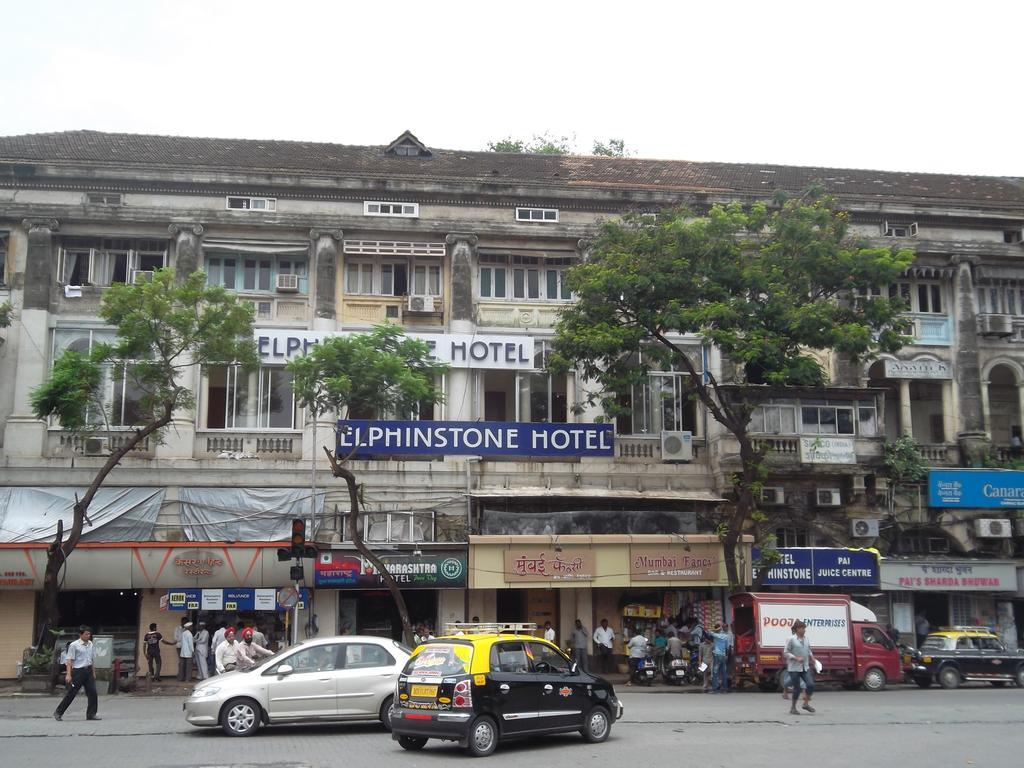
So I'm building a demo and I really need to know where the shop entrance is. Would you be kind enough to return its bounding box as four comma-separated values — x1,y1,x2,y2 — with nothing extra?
46,589,141,667
347,589,438,641
496,588,557,628
914,592,949,641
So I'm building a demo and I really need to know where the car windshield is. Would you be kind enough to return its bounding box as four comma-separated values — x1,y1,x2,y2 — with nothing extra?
239,645,296,673
403,642,473,676
920,635,950,651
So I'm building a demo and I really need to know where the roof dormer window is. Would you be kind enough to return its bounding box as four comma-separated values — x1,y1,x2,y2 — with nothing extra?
385,130,432,158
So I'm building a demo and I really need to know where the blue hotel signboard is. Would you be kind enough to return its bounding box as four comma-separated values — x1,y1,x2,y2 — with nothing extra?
759,548,879,587
337,420,614,458
928,469,1024,509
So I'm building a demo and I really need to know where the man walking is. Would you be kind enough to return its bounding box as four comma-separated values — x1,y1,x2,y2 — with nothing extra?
54,625,100,721
570,619,589,671
178,621,195,681
708,623,730,693
593,618,615,674
142,622,163,681
784,620,816,715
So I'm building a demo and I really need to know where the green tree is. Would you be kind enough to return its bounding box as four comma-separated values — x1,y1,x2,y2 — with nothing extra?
0,301,12,328
591,138,628,157
30,269,256,644
487,132,575,155
286,325,448,644
552,193,915,588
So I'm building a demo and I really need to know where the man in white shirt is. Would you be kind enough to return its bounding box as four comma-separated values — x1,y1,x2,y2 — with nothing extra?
215,629,242,673
178,622,195,681
54,625,100,721
593,618,615,674
543,621,556,644
194,622,211,680
237,627,274,670
210,623,227,675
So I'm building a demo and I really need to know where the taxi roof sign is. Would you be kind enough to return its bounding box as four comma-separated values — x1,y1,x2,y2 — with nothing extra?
444,622,537,636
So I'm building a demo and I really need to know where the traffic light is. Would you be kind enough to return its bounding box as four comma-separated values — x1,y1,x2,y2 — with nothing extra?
290,518,306,558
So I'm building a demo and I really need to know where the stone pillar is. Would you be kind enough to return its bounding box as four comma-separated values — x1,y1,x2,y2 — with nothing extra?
899,379,913,437
3,219,59,457
310,228,342,331
1016,383,1024,438
980,378,992,438
168,223,204,278
446,234,478,422
950,255,989,464
942,380,956,444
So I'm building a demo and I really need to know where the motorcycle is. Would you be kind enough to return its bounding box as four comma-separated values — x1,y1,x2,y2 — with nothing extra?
632,651,658,686
661,650,689,685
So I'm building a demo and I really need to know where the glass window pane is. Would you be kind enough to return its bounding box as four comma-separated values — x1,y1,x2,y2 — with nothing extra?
263,368,295,429
527,269,539,299
513,269,525,298
362,264,373,293
930,285,942,313
837,408,855,434
546,270,558,299
413,266,426,295
802,407,819,432
480,267,492,298
223,258,236,289
494,269,506,298
917,284,929,313
429,266,441,295
243,260,256,291
818,408,837,434
750,408,766,433
382,264,394,295
780,406,796,433
258,260,272,291
858,407,877,436
345,264,359,293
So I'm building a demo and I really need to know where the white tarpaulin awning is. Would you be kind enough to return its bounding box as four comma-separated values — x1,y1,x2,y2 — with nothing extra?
469,488,725,502
180,487,326,542
0,487,163,543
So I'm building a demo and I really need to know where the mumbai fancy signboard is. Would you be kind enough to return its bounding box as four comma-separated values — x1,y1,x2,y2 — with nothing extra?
629,545,721,581
504,549,597,582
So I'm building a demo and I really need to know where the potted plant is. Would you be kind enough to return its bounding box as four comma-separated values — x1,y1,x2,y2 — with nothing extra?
21,630,63,693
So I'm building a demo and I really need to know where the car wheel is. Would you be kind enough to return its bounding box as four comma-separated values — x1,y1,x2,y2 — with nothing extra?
221,698,261,737
398,735,427,751
379,696,394,731
1016,665,1024,688
938,666,961,690
862,667,887,692
581,706,611,743
466,715,498,757
914,677,932,689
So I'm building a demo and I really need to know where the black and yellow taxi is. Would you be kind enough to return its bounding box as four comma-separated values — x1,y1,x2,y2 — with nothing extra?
390,623,622,757
906,626,1024,689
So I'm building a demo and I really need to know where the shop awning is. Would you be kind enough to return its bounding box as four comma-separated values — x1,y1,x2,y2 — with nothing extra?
469,488,725,503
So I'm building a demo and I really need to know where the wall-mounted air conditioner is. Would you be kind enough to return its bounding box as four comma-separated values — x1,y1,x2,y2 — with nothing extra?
851,518,880,537
131,270,154,284
275,273,299,292
760,487,786,506
660,431,693,462
407,295,435,313
816,488,842,507
974,518,1011,538
83,437,109,456
979,314,1013,337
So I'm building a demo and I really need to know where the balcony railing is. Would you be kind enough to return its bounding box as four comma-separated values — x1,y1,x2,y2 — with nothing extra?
904,313,951,345
918,443,960,465
195,431,302,459
475,301,570,329
614,435,704,462
52,431,154,457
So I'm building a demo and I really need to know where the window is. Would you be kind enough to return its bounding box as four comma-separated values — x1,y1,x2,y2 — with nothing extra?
801,401,856,435
226,196,276,211
489,642,529,673
51,328,144,427
478,253,575,301
86,192,122,206
526,641,572,673
775,527,808,548
882,222,918,237
344,258,439,297
206,254,308,295
364,201,419,218
861,627,893,650
750,404,798,434
977,285,1024,316
978,637,1004,652
365,511,434,543
888,282,943,314
1003,230,1022,244
272,644,340,674
613,348,702,435
343,643,394,669
57,237,168,286
204,365,297,429
515,207,559,223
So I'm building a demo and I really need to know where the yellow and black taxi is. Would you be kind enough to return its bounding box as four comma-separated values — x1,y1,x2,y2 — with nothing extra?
390,623,622,757
905,626,1024,689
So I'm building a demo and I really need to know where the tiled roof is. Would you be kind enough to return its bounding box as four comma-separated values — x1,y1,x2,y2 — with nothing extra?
1,130,1022,205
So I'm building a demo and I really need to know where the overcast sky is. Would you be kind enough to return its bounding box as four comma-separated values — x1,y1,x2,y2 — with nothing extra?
1,1,1020,177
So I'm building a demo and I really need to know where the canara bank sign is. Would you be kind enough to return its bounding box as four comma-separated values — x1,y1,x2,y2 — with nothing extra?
928,469,1024,508
256,329,534,370
337,420,614,458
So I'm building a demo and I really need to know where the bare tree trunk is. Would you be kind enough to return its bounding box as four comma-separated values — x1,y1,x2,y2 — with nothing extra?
721,433,764,592
37,406,174,648
324,448,415,646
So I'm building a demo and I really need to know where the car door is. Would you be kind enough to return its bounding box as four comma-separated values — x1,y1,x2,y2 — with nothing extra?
264,643,342,720
977,637,1010,679
953,636,981,677
335,641,398,716
526,641,586,732
858,626,900,679
485,641,538,735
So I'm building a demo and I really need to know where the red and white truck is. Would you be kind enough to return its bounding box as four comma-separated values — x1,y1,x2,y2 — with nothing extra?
730,592,902,692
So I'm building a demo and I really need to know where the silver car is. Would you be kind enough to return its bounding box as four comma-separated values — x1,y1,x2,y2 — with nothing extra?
184,635,410,736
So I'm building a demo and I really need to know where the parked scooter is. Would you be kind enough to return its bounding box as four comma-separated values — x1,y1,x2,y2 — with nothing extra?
661,650,688,685
632,651,658,686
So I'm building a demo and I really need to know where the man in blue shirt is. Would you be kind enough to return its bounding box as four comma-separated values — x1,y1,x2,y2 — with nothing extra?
708,623,731,693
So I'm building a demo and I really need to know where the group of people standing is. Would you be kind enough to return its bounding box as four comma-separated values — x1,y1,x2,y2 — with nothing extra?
142,617,275,682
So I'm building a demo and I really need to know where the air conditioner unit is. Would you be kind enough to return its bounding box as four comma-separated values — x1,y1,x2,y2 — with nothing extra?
131,270,154,284
660,430,693,462
760,487,786,506
83,437,109,456
275,273,299,292
979,314,1013,337
407,295,435,313
851,518,880,538
974,518,1012,538
816,488,842,507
